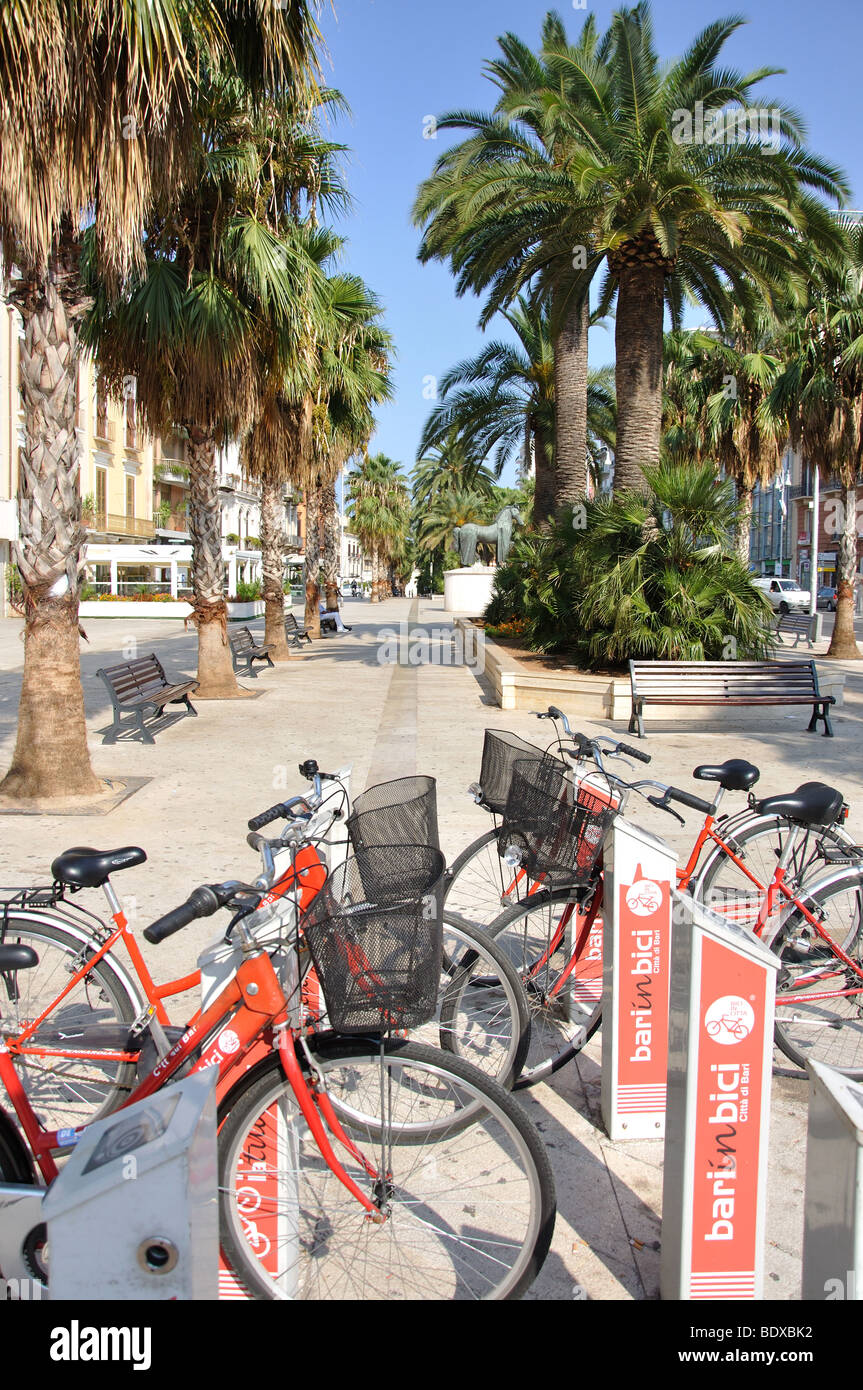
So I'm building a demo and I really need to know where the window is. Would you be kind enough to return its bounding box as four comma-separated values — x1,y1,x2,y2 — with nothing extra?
125,475,135,518
95,469,107,526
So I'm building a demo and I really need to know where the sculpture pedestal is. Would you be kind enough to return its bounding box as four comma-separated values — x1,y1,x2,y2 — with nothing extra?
444,566,496,615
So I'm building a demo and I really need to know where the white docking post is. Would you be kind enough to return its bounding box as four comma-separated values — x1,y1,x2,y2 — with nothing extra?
601,816,678,1141
802,1061,863,1300
43,1069,218,1300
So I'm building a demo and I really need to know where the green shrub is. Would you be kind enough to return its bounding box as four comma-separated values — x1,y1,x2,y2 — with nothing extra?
484,462,775,670
232,580,262,602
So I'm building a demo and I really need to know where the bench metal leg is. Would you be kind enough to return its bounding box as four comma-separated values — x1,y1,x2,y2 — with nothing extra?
181,696,198,718
807,703,834,737
103,713,122,745
136,709,156,745
629,701,645,739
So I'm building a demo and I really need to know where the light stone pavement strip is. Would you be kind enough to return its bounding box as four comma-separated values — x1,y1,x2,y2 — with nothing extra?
1,594,862,1301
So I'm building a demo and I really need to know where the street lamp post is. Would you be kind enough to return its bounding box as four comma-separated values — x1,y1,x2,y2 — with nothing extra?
809,466,820,618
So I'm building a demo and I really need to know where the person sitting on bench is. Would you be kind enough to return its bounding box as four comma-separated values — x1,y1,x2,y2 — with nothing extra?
319,602,352,633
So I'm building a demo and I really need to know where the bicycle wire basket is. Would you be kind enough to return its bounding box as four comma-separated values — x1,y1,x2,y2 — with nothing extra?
347,775,439,855
503,755,619,889
300,844,446,1035
478,729,548,816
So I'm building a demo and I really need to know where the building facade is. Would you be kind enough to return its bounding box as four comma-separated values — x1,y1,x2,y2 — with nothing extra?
0,291,308,612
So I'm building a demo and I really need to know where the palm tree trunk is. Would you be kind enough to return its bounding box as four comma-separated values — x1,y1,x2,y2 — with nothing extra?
321,480,341,611
260,477,290,661
187,430,248,698
614,259,666,491
736,485,754,566
532,419,554,525
553,293,589,508
304,484,322,637
827,483,862,659
0,271,101,801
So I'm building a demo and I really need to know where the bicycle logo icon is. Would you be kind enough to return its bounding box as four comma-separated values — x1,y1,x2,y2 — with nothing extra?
704,995,755,1045
625,879,663,917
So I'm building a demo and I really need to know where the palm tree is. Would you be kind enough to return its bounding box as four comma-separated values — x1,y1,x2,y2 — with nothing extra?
88,74,327,698
239,88,351,661
415,5,847,498
346,455,410,603
769,230,863,660
0,1,319,799
300,276,393,633
419,298,615,522
701,314,786,564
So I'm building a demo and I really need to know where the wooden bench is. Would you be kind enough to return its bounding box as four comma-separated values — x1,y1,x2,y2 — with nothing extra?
97,654,199,745
628,660,836,739
284,613,312,648
229,625,274,675
775,612,822,650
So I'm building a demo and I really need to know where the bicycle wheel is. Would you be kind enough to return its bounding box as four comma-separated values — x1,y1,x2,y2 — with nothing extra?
486,887,603,1088
762,869,863,1076
435,915,530,1089
444,829,543,931
0,914,140,1130
217,1039,556,1301
693,812,855,932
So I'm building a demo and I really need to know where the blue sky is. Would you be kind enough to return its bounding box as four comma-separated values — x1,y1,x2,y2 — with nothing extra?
318,0,863,487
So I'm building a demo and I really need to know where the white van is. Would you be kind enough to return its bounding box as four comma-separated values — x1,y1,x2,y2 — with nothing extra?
752,577,810,614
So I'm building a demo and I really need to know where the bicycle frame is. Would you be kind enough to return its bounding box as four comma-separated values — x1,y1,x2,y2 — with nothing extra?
3,772,351,1100
0,902,384,1224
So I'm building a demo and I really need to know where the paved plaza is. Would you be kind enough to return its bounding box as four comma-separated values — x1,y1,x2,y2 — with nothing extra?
1,595,862,1301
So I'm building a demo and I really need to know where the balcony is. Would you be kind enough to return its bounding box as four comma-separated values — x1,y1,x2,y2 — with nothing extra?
155,459,189,488
154,511,189,535
219,473,242,492
284,532,303,551
87,512,156,539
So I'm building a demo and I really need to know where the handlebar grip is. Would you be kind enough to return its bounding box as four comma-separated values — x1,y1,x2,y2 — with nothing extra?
248,803,288,832
547,706,565,721
143,886,222,944
667,787,714,815
618,743,651,764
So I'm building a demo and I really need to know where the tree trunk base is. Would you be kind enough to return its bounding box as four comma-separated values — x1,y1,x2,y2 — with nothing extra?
264,595,292,662
0,599,102,802
196,617,252,698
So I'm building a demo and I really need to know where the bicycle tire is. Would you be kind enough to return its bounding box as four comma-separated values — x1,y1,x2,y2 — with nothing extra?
0,914,141,1130
762,869,863,1076
435,915,530,1090
217,1038,556,1301
692,812,855,932
443,829,542,933
486,888,603,1088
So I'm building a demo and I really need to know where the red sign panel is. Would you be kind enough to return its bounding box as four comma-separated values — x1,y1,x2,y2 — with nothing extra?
688,934,769,1299
615,865,671,1114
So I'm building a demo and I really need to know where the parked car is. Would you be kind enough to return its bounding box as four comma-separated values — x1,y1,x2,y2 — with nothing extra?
751,577,811,614
817,585,838,611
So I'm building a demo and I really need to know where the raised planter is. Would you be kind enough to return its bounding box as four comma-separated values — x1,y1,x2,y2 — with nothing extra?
226,600,265,621
457,619,846,730
79,600,193,620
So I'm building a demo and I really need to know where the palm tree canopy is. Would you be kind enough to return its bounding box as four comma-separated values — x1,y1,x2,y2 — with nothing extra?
415,4,849,335
0,0,322,285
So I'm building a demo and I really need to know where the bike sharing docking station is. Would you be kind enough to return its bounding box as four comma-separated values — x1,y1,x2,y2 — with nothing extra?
660,892,779,1300
42,1068,218,1300
601,816,677,1141
801,1061,863,1300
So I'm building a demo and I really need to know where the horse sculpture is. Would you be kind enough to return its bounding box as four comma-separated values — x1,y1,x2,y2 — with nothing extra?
452,506,522,568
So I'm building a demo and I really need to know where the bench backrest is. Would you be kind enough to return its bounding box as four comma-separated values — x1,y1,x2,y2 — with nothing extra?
284,613,300,632
98,654,168,703
629,659,821,698
229,626,255,652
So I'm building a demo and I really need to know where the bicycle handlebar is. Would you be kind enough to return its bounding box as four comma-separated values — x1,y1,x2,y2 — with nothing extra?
143,883,243,944
248,795,313,832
